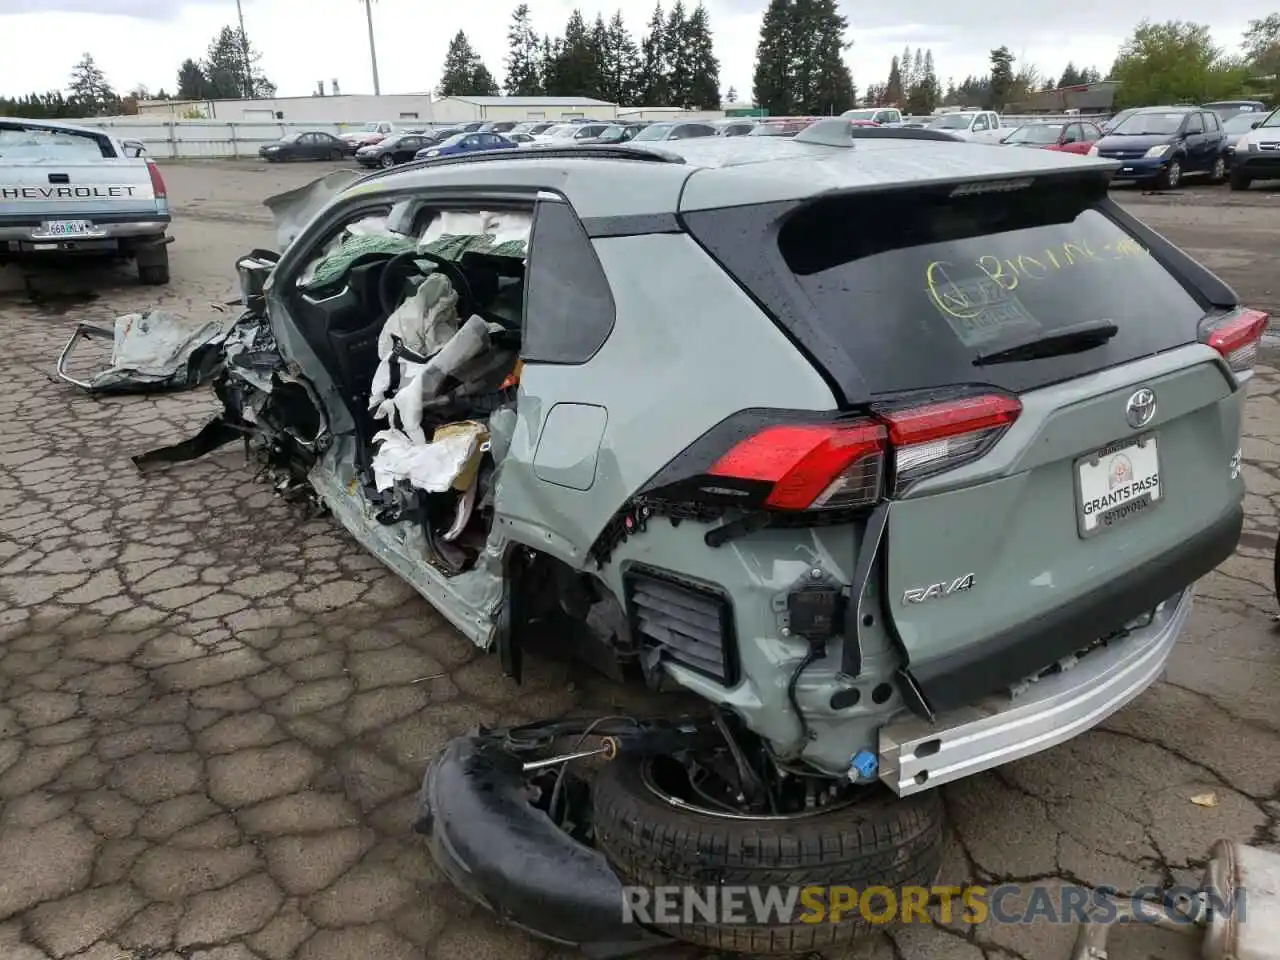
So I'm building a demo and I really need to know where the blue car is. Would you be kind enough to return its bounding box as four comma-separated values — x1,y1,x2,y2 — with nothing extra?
413,131,517,161
1090,105,1228,190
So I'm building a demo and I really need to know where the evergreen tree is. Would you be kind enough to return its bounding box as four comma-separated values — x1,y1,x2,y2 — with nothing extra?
203,26,275,99
884,55,903,104
725,84,738,102
922,49,939,111
904,47,939,114
1057,62,1081,87
752,0,853,115
752,0,794,114
551,10,605,97
176,58,209,100
602,11,641,104
805,0,855,114
664,1,691,108
637,3,669,105
540,34,563,95
900,46,916,91
437,30,501,96
505,4,543,95
682,3,720,108
987,46,1016,108
67,53,116,115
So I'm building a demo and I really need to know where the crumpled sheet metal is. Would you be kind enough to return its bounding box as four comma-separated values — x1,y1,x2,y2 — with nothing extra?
263,169,362,250
56,310,235,393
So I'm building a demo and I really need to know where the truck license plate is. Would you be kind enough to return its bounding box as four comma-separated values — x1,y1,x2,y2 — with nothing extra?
1075,433,1161,537
39,220,92,238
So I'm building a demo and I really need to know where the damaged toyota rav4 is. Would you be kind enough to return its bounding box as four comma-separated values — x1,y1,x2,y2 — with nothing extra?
141,122,1260,955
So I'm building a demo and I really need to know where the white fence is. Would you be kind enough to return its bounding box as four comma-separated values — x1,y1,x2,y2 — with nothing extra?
64,119,402,160
62,113,1110,160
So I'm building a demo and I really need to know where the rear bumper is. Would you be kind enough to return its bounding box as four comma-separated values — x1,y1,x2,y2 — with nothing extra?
413,735,668,956
907,503,1242,712
879,585,1193,796
1,218,170,255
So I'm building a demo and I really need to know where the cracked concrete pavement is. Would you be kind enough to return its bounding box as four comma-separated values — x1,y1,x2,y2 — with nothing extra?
0,160,1276,960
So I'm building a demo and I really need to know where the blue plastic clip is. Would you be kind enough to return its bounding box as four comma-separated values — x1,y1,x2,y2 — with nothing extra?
850,749,879,781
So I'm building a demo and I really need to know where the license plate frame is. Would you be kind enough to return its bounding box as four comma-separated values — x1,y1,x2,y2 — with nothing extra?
36,220,93,239
1074,432,1162,539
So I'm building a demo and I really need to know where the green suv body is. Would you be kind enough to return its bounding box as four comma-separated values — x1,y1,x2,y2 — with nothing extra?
153,122,1258,954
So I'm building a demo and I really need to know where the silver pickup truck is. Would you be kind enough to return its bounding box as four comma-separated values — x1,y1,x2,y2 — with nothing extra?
0,118,172,284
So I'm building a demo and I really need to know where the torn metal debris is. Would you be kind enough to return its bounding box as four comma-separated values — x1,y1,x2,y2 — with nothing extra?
55,309,234,394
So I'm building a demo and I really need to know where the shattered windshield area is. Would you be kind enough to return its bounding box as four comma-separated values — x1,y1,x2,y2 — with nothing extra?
0,125,113,159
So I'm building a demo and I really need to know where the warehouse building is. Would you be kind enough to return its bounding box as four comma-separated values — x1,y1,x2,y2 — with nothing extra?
1005,80,1120,116
136,93,619,124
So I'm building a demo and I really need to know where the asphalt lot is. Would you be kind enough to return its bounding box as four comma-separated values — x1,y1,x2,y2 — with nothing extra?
0,159,1276,960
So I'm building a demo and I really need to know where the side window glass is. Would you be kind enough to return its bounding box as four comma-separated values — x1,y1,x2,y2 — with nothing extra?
522,200,616,364
1185,114,1203,134
972,116,988,131
1205,112,1220,131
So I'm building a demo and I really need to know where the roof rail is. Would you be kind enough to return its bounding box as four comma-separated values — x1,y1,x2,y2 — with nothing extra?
795,119,964,147
359,143,686,183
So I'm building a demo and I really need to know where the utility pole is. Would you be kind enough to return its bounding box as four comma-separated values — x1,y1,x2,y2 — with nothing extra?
362,0,381,96
235,0,252,98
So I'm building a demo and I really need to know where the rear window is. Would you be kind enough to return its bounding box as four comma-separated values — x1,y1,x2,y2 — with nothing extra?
686,182,1208,398
0,126,114,160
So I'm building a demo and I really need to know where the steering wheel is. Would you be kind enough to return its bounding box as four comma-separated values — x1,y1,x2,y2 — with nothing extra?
377,248,476,321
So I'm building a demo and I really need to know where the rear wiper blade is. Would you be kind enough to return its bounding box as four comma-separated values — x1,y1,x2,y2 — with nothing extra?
973,319,1120,366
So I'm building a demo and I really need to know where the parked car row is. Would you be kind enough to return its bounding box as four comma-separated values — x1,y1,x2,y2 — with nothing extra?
988,103,1277,191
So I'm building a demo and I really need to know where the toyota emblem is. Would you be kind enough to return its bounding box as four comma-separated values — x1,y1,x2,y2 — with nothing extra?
1126,388,1156,429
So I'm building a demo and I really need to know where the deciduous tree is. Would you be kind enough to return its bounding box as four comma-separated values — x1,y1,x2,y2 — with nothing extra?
1111,19,1249,108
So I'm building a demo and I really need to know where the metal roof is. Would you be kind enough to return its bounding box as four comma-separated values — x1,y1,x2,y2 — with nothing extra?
352,133,1117,222
444,96,615,107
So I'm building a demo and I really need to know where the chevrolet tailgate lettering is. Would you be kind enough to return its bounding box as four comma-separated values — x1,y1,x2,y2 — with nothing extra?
1,184,150,201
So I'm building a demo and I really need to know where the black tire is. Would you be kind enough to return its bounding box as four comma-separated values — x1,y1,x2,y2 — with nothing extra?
136,246,170,285
1272,531,1280,608
1209,155,1227,184
1155,157,1182,190
380,153,395,168
1229,171,1252,191
591,755,946,955
329,148,343,161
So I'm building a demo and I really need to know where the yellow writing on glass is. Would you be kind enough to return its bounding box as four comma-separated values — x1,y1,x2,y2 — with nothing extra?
926,237,1149,322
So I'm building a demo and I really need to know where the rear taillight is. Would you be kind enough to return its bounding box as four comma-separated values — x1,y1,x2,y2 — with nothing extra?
642,394,1021,514
1202,308,1267,373
878,395,1022,493
146,160,167,200
707,422,886,510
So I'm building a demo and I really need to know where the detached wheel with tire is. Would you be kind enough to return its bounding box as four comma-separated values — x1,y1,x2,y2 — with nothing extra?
591,753,945,955
1229,171,1252,191
136,244,171,285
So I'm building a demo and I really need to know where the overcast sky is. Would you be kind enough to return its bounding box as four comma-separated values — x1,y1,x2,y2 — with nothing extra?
0,0,1258,103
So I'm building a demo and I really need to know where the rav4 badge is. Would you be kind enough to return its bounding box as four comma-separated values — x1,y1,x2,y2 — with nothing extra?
902,573,976,605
